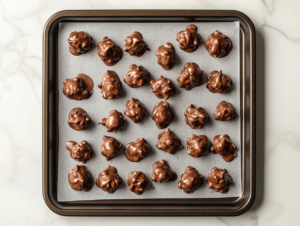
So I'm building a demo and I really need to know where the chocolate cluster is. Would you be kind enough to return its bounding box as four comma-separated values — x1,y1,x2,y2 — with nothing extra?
68,31,93,56
68,108,91,131
124,98,147,123
124,31,150,57
151,101,174,129
99,110,125,133
156,128,183,154
127,171,148,195
100,136,123,160
207,167,233,193
155,42,177,70
96,166,122,194
125,138,150,162
62,74,94,100
176,24,202,52
150,75,176,100
178,166,204,194
205,31,233,58
186,134,208,157
206,70,232,94
177,62,203,91
210,134,237,162
151,159,177,183
184,105,209,129
213,101,236,121
98,70,122,99
97,36,122,66
68,165,93,191
66,140,92,163
123,64,150,88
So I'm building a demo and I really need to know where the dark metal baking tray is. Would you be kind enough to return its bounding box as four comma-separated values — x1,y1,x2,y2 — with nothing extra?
42,10,255,216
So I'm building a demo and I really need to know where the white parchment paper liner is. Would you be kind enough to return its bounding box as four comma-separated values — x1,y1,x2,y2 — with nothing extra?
57,22,241,201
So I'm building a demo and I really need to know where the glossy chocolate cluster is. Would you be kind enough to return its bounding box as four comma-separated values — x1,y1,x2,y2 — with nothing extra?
186,134,208,158
96,166,122,194
213,101,236,121
123,64,150,88
68,31,93,56
124,31,150,57
205,30,232,58
176,24,202,52
66,140,92,163
62,74,94,100
150,75,176,100
68,165,93,191
100,136,123,160
127,171,148,195
184,105,209,129
207,167,233,193
124,98,147,123
151,101,174,129
99,110,125,133
206,70,232,94
98,70,122,99
125,138,150,162
97,36,122,66
156,128,183,154
210,134,237,162
177,62,203,91
178,166,204,194
155,42,177,70
151,160,177,183
68,108,91,131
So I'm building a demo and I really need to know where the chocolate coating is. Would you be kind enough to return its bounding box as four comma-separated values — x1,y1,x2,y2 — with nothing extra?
213,101,236,121
206,70,232,94
210,134,237,162
68,108,91,131
156,128,183,154
155,42,177,70
151,101,174,129
96,166,122,194
124,98,147,123
178,166,204,194
127,171,148,195
66,140,92,164
150,75,176,100
100,136,123,161
177,62,203,91
99,110,125,133
68,165,93,191
98,70,122,99
205,30,233,58
123,64,150,88
151,159,177,183
68,31,93,56
187,134,208,157
176,24,202,52
124,31,150,57
184,105,209,129
97,36,122,66
207,167,233,193
62,74,94,100
125,138,150,162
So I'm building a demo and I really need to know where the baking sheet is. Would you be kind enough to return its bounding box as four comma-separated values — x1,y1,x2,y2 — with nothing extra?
57,22,241,201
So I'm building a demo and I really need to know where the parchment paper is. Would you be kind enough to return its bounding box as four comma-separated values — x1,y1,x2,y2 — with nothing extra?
57,22,241,201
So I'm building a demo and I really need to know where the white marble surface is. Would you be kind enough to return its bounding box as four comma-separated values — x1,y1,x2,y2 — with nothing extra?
0,0,299,225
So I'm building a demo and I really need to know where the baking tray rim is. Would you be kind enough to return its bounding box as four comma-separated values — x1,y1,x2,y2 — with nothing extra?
42,9,256,216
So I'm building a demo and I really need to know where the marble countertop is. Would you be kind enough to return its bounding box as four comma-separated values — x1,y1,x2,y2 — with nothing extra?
1,0,299,225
